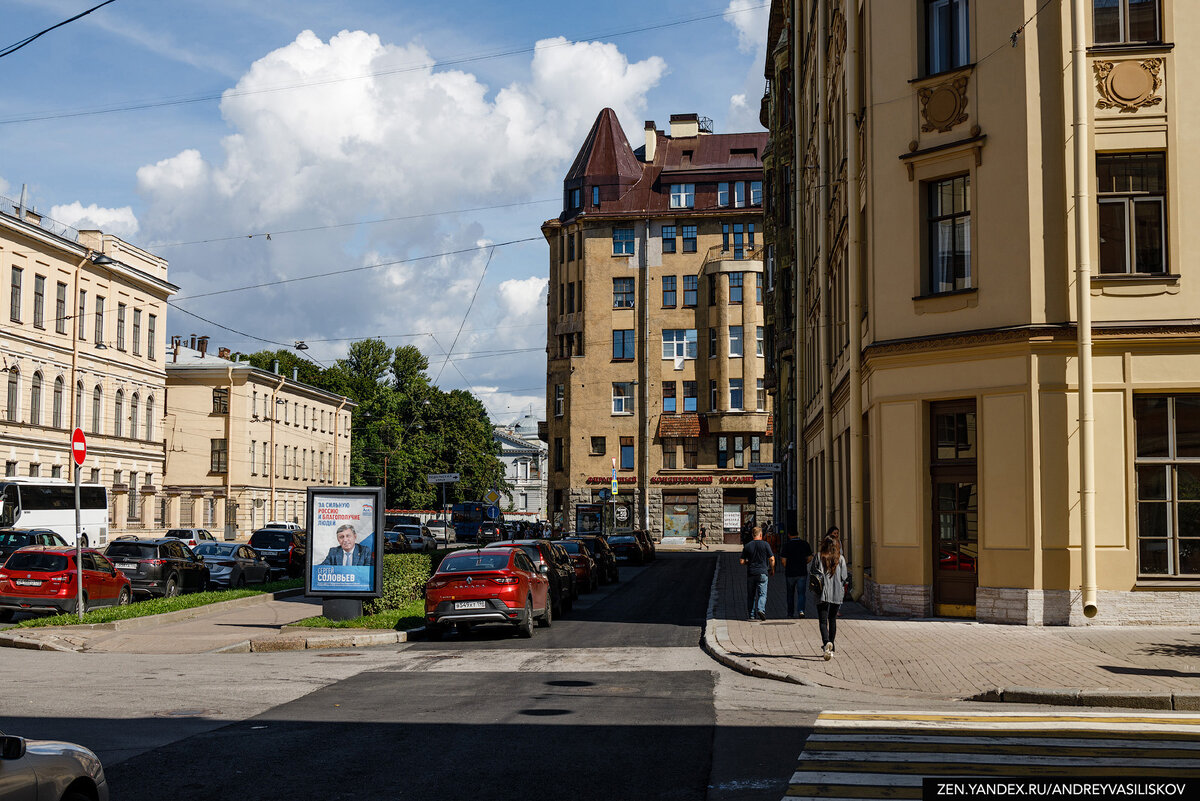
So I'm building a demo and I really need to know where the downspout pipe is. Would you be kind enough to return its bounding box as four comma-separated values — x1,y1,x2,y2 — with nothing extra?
817,0,835,527
793,0,805,540
269,374,285,519
845,0,864,599
1071,0,1098,618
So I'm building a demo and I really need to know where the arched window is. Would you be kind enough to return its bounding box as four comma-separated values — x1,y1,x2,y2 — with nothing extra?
6,368,19,422
144,395,154,441
91,385,102,434
52,377,64,428
129,393,139,439
113,389,124,437
75,381,84,429
29,372,42,426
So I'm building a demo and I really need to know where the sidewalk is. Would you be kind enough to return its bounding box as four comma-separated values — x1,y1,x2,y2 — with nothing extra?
703,549,1200,709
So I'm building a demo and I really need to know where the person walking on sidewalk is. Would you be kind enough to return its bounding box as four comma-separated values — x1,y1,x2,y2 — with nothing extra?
740,526,775,621
780,531,813,619
697,525,708,550
810,527,848,659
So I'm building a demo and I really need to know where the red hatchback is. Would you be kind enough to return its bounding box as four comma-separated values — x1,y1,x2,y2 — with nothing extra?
424,548,550,638
0,546,132,620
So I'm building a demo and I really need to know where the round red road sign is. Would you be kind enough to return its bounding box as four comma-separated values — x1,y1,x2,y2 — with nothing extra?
71,427,87,466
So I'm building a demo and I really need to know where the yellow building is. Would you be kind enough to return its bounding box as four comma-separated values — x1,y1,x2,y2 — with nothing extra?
163,339,355,538
763,0,1196,624
543,110,774,543
2,195,176,542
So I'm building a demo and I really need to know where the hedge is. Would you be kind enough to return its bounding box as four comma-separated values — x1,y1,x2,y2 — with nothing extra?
363,549,450,615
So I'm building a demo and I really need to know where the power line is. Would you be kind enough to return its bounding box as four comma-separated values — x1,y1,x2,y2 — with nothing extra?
0,0,118,60
432,247,496,387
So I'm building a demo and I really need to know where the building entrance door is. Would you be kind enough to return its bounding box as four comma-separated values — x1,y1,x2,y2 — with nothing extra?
930,401,978,617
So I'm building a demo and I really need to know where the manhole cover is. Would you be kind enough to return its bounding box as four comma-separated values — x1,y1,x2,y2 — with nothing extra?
315,652,363,658
155,709,212,718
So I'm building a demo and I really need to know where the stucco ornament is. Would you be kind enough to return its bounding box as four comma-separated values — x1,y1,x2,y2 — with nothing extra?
1094,59,1164,112
919,76,970,133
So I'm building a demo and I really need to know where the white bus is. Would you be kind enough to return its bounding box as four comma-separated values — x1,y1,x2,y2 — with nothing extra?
0,479,110,547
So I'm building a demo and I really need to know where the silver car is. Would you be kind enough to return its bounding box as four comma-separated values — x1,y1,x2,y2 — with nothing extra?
0,731,109,800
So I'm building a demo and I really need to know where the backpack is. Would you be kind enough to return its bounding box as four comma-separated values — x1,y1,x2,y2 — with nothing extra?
808,566,825,596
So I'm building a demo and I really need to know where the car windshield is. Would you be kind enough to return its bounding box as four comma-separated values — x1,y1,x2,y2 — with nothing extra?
5,551,69,571
249,531,291,549
609,535,636,543
194,543,236,556
439,553,510,572
106,543,157,559
165,529,194,538
560,541,582,554
0,532,35,547
394,526,420,536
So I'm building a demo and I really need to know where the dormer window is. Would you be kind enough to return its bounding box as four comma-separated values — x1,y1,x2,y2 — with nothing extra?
570,188,581,209
592,186,600,207
670,184,695,209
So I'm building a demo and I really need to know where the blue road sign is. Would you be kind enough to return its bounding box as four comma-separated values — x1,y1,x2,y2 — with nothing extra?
753,473,774,480
486,505,500,520
598,488,610,500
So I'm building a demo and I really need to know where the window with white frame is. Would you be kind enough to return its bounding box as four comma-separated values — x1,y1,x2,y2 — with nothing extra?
1098,152,1166,275
554,384,564,417
612,382,634,415
612,227,635,255
756,326,764,356
729,326,743,357
662,329,697,360
670,184,695,208
757,379,766,411
717,183,730,207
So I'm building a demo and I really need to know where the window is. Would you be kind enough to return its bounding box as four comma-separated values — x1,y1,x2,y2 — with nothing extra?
592,185,600,207
55,282,67,334
554,438,564,471
663,382,677,413
130,394,139,442
1093,0,1160,44
612,382,634,415
28,464,39,478
662,438,678,469
283,446,289,478
722,224,754,260
683,275,698,306
28,372,42,426
554,384,564,417
756,273,763,304
710,380,719,410
33,275,45,328
662,226,677,254
709,327,718,357
212,387,230,414
662,276,677,306
613,277,635,308
927,175,972,294
734,181,746,208
613,329,635,360
116,303,126,350
567,283,576,313
751,181,763,206
94,296,105,345
570,188,581,209
91,385,101,434
683,437,698,469
52,377,63,428
77,290,86,340
144,396,154,440
718,183,729,207
612,227,635,255
670,184,695,209
757,379,766,411
729,326,744,357
729,272,744,304
1098,152,1166,275
567,233,576,261
4,461,14,477
756,326,764,357
114,389,124,437
683,381,698,412
730,379,744,410
734,436,746,468
211,438,229,473
52,465,62,479
718,436,729,468
132,310,141,355
926,0,969,75
147,314,156,359
1133,395,1200,576
590,436,606,455
9,267,22,322
662,329,697,360
620,436,635,470
682,225,697,253
708,273,718,306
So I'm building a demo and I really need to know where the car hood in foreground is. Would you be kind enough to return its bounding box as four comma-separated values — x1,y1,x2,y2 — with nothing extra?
16,738,107,799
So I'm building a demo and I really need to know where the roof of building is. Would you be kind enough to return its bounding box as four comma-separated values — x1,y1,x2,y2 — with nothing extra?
565,108,643,185
657,413,704,439
165,344,355,406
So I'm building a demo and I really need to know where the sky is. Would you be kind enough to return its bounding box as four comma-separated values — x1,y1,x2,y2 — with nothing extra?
0,0,770,424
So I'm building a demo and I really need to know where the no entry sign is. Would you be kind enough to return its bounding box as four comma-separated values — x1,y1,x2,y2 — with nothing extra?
71,427,87,466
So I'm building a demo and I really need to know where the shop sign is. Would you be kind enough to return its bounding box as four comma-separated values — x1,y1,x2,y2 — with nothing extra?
586,476,637,485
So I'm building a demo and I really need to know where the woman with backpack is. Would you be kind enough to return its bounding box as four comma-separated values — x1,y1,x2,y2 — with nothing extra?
809,526,848,660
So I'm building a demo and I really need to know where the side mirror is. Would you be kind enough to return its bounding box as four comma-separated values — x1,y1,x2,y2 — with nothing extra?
539,564,549,574
0,735,27,760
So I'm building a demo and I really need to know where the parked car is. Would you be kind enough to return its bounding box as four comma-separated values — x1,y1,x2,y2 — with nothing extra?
248,528,307,578
607,533,646,565
423,520,453,546
424,547,550,638
393,523,434,552
0,547,132,620
476,522,504,545
558,538,598,593
566,535,618,584
265,520,302,531
164,528,218,550
103,538,210,598
0,528,67,564
633,530,657,561
193,542,271,588
383,530,414,554
0,730,110,801
488,539,575,615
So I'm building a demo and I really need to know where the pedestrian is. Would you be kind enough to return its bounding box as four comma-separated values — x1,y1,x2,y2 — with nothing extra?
780,530,813,619
810,526,848,660
697,524,708,550
740,526,775,621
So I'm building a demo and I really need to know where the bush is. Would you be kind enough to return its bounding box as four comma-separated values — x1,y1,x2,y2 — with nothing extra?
364,550,452,614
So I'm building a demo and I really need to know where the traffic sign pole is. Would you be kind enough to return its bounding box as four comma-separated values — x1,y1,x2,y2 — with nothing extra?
71,427,87,620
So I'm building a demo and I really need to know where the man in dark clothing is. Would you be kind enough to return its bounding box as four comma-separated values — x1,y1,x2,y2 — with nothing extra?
780,532,814,618
739,526,774,621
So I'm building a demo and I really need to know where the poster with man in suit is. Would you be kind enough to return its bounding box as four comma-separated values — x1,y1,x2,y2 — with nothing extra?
308,490,382,595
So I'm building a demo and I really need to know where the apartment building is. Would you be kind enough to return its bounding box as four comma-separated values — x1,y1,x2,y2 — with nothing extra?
763,0,1198,624
543,109,774,543
1,194,176,542
163,339,355,538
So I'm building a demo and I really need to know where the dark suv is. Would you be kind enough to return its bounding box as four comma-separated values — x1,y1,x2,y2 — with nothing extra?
488,539,576,616
0,529,67,564
104,538,210,597
566,535,619,584
248,528,306,578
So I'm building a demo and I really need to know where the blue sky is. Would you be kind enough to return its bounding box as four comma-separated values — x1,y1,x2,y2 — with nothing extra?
0,0,769,421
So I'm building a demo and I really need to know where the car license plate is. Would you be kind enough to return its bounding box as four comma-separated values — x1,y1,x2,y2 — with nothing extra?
14,579,41,586
116,563,138,571
454,600,486,610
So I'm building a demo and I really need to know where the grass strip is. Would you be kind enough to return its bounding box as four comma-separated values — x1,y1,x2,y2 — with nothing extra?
288,598,424,630
14,578,303,628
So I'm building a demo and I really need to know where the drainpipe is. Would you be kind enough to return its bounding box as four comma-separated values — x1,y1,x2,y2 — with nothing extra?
333,398,347,485
640,217,652,533
1071,0,1098,618
817,0,834,526
792,0,806,541
68,251,90,432
225,364,235,539
845,0,864,599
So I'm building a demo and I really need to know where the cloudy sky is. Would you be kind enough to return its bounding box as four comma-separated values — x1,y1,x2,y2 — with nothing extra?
0,0,769,423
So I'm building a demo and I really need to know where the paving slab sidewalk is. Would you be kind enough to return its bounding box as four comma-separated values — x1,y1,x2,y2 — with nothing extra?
702,549,1200,710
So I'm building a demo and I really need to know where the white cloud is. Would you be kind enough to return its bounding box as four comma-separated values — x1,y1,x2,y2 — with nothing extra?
723,1,770,132
726,0,770,54
50,202,139,240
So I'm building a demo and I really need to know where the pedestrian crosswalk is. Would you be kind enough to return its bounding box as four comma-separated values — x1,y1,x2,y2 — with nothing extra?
786,711,1200,799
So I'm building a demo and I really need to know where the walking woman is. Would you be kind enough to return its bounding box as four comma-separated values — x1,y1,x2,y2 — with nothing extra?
810,526,848,660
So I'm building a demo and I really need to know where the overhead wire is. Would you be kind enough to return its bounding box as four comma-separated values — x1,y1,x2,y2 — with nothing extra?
0,0,119,60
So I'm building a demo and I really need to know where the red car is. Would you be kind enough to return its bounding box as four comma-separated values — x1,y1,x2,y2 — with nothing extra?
558,539,598,593
0,546,132,620
424,547,550,638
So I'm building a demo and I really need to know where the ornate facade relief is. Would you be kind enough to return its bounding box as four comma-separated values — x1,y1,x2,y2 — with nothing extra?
919,75,970,133
1094,58,1164,112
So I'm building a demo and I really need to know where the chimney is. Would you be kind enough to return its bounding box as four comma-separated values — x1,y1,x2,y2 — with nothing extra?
669,113,700,138
18,184,27,222
644,121,657,162
197,336,209,357
172,341,180,363
189,334,197,349
171,335,182,349
292,366,298,381
272,359,279,375
218,347,231,359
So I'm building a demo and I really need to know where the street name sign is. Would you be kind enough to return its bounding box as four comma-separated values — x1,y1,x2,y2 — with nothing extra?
426,473,460,484
747,461,780,472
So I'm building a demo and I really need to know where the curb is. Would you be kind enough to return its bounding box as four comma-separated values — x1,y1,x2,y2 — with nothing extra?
969,687,1200,711
223,626,423,653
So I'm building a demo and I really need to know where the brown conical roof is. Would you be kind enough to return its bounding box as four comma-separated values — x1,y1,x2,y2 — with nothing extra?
565,108,643,184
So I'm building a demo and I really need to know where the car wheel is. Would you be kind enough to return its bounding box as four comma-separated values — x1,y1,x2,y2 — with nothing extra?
117,588,131,606
538,593,552,628
76,593,89,616
518,599,534,638
0,609,14,622
164,575,180,598
235,574,246,589
260,568,272,585
425,623,446,640
61,790,93,801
